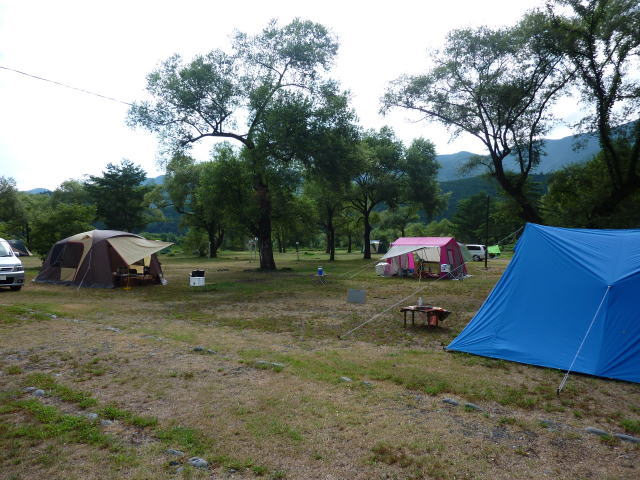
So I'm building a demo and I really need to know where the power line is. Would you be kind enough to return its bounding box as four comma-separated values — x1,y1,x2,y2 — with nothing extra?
0,65,133,106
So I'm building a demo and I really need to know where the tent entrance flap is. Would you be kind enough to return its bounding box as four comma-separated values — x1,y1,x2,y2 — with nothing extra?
106,237,173,266
381,245,441,262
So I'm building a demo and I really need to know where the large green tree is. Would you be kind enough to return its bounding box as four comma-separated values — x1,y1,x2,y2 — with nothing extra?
544,0,640,219
297,87,360,261
403,138,448,219
350,130,445,259
84,160,152,232
165,145,250,258
349,128,406,260
450,193,494,244
377,206,420,238
50,179,92,206
21,194,95,255
383,18,571,223
0,176,26,238
128,19,338,270
543,146,640,227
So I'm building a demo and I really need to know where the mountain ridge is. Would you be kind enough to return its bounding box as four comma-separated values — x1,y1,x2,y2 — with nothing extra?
23,129,603,192
436,131,600,181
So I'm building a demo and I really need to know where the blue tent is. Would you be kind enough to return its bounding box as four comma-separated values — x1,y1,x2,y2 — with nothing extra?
447,223,640,383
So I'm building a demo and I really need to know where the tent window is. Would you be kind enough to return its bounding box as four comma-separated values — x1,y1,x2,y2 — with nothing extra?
60,242,84,268
447,248,454,265
50,244,65,266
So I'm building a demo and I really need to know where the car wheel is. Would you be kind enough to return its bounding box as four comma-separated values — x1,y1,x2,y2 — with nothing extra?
10,285,22,291
472,255,481,261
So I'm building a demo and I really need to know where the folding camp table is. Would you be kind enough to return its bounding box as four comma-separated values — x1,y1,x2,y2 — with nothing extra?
400,305,450,327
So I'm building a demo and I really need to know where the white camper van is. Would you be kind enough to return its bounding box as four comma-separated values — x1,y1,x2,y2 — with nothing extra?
465,244,487,261
0,238,25,291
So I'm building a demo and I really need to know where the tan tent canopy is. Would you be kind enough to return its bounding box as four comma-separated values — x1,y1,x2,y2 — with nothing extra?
107,236,173,265
34,230,173,288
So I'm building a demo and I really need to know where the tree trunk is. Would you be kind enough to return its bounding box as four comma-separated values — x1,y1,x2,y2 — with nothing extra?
514,193,543,224
206,224,224,259
327,211,335,262
255,181,276,270
278,228,286,253
362,211,372,259
347,233,352,253
207,230,219,258
493,170,543,224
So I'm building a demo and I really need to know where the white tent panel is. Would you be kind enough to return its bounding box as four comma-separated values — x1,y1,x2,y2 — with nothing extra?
381,245,440,262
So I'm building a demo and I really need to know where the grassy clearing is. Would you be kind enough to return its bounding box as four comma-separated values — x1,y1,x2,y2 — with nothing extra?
0,390,112,448
22,373,98,409
0,303,60,325
0,251,639,479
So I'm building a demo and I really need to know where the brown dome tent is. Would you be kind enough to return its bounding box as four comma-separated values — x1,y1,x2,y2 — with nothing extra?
34,230,173,288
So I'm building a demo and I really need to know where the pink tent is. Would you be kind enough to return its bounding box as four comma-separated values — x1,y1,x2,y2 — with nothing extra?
380,237,467,278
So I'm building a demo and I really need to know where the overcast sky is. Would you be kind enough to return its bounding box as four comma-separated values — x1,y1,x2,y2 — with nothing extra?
1,0,557,191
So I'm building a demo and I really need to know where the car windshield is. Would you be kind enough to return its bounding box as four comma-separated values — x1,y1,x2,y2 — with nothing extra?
0,242,13,257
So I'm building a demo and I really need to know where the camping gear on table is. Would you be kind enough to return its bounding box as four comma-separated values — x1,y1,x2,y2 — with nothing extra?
448,223,640,383
380,237,467,279
400,305,450,327
34,230,173,288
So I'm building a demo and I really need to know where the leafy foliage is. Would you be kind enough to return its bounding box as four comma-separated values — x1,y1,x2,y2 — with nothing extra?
22,193,95,255
544,0,640,218
165,146,251,257
84,160,152,232
129,19,341,269
0,176,26,238
384,18,571,223
543,144,640,227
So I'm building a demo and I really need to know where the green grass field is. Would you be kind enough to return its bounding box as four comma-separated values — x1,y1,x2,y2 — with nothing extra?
1,250,638,479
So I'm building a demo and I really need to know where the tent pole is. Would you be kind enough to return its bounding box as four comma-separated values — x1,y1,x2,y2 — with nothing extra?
557,285,611,395
484,194,489,270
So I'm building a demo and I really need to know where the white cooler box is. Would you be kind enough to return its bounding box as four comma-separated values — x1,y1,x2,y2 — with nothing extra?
375,262,390,276
190,269,205,286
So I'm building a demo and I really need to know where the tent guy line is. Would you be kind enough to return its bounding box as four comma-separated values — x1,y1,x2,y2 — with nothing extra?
494,225,525,248
557,285,611,395
339,259,380,279
0,65,133,106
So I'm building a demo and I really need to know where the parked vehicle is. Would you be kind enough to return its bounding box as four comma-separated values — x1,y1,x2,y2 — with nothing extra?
466,244,487,261
0,238,25,291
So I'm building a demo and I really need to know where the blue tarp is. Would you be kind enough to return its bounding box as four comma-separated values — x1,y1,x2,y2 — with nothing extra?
447,223,640,383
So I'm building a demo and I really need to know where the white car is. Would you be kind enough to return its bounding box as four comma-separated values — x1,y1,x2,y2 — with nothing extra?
0,238,25,291
466,244,487,261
